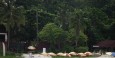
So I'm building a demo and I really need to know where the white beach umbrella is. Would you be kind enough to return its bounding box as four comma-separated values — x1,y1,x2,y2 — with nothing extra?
28,46,36,50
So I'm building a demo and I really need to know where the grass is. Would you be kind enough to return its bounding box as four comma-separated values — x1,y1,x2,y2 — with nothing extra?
0,56,16,58
0,56,94,58
0,56,22,58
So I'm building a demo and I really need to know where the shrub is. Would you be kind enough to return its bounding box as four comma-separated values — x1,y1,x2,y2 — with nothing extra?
0,48,2,56
62,45,75,52
6,51,15,56
76,46,88,52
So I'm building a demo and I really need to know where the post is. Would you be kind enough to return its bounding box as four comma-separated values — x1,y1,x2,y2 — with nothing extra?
5,33,7,42
0,33,7,56
43,48,46,53
29,52,32,58
2,42,5,56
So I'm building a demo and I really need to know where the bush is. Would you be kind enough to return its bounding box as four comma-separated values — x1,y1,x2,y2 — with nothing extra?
62,45,75,52
76,46,88,53
0,48,3,56
0,48,15,56
6,51,15,56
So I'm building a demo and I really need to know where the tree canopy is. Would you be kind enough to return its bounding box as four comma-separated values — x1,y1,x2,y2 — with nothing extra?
0,0,115,52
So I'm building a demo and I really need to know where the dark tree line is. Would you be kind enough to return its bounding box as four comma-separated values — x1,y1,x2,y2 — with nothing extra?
0,0,115,52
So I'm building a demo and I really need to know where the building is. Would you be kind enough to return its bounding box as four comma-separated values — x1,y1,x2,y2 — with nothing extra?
93,40,115,52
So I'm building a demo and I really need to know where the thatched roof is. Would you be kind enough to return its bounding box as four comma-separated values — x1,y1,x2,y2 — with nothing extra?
95,40,115,48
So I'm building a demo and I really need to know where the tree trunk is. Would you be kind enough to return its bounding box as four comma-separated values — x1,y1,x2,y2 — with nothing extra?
7,28,10,51
75,17,80,47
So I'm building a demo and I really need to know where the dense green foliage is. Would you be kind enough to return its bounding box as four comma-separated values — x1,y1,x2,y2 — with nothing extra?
0,0,115,52
39,23,67,52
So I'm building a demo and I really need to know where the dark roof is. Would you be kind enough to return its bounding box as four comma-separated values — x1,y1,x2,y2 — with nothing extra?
95,40,115,48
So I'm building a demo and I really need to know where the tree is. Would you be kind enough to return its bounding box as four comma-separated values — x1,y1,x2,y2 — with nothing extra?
78,31,88,46
109,22,115,40
39,23,67,52
69,9,86,47
67,28,88,50
0,0,25,48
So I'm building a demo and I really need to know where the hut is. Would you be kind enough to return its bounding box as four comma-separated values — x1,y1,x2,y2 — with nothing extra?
93,40,115,52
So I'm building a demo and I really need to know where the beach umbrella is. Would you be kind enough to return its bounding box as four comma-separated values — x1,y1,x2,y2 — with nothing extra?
28,46,36,50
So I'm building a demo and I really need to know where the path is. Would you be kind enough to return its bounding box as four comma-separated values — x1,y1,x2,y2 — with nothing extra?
96,55,115,58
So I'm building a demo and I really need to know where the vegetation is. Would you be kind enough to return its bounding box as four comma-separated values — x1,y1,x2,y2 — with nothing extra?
0,0,115,53
0,56,16,58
